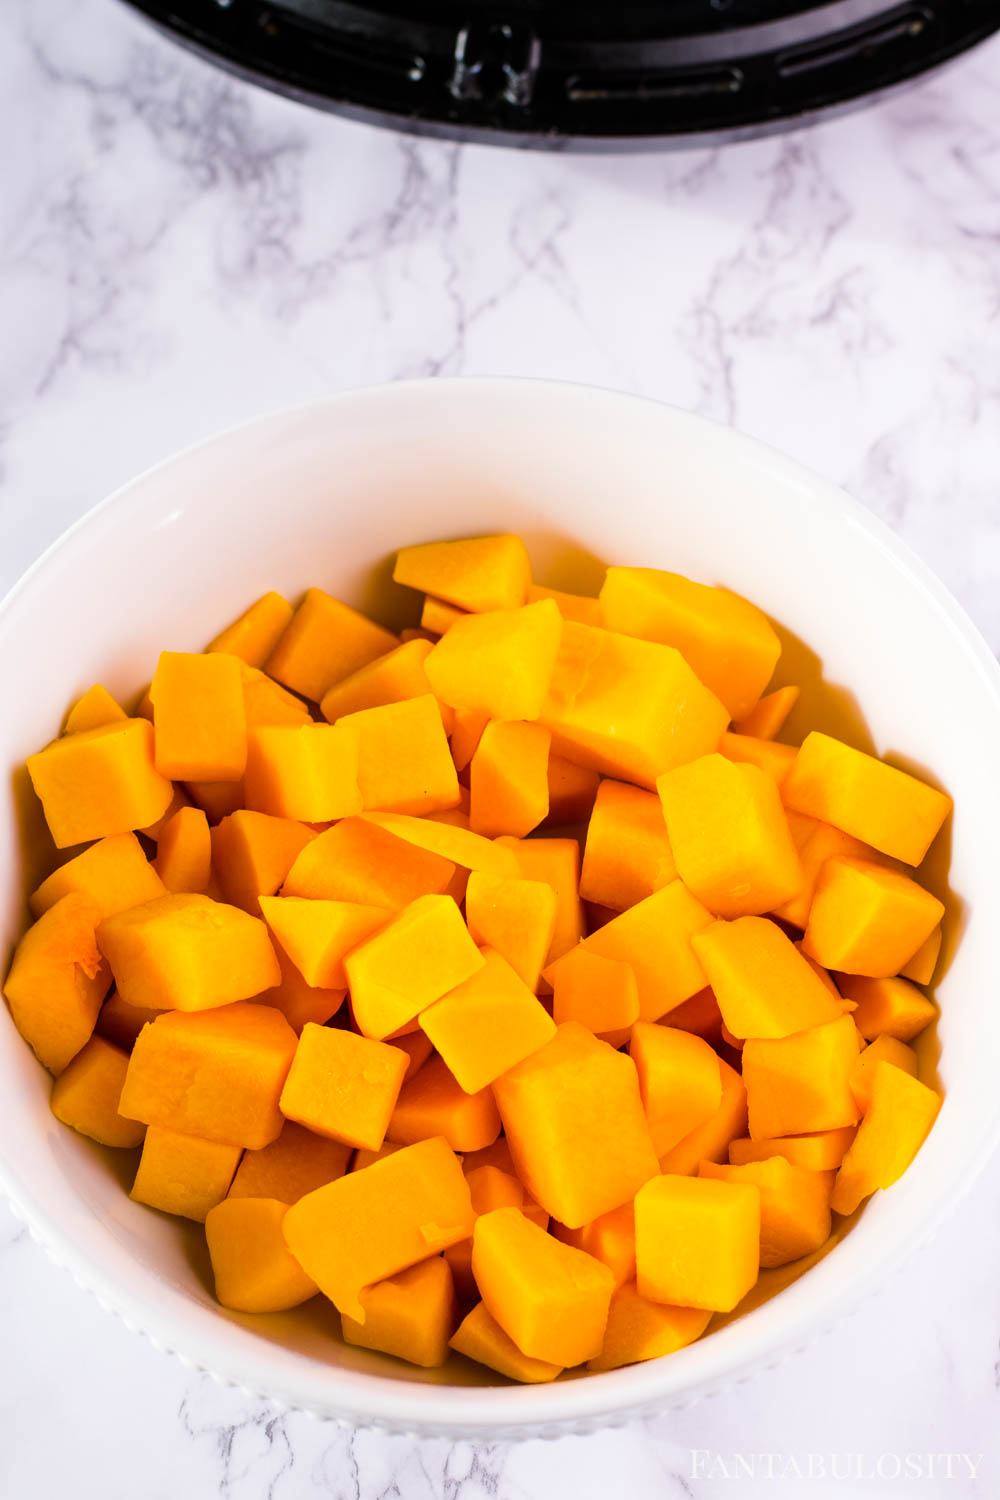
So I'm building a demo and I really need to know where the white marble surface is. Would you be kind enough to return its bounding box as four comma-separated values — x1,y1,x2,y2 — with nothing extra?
2,0,1000,1493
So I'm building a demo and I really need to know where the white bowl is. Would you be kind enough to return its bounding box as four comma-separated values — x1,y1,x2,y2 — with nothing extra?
2,379,1000,1438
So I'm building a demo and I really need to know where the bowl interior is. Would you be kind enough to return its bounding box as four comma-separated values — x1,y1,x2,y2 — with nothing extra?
3,379,1000,1435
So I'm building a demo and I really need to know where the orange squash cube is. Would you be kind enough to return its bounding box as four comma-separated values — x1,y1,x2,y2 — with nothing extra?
421,595,467,635
525,582,602,626
469,721,550,838
279,1023,407,1150
784,732,951,866
772,813,877,930
832,1063,941,1216
450,1301,562,1383
27,718,174,848
184,779,244,825
900,926,942,986
206,1196,318,1311
425,599,562,721
50,1035,146,1148
802,857,944,977
849,1035,918,1112
211,809,315,913
345,894,484,1041
387,1054,501,1152
4,892,109,1074
449,706,489,771
580,778,676,912
342,1256,459,1368
837,974,937,1042
719,733,798,787
580,880,714,1021
253,948,345,1034
282,1136,474,1319
464,873,557,992
265,587,397,703
341,695,460,816
31,832,166,921
240,663,312,728
390,1029,434,1081
420,947,556,1093
281,816,456,909
551,1202,636,1291
444,1165,528,1296
319,638,450,727
728,1126,857,1171
259,896,388,989
243,723,361,823
228,1119,352,1202
358,811,516,878
496,837,585,966
395,534,531,613
629,1023,723,1158
658,1056,748,1175
96,990,164,1052
543,945,639,1043
742,1014,861,1140
733,685,800,741
657,754,803,918
64,683,127,735
150,651,247,782
691,916,842,1040
131,1125,242,1221
699,1156,834,1268
154,806,212,894
206,591,294,668
587,1282,712,1371
635,1174,760,1311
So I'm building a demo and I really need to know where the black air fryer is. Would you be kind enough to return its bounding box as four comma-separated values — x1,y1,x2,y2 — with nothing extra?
121,1,1000,148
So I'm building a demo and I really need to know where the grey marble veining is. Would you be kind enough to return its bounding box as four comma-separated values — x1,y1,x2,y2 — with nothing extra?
2,1,1000,1494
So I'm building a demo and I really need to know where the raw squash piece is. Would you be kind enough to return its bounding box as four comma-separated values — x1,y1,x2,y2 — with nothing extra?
342,1256,459,1368
832,1063,941,1216
629,1023,723,1158
96,990,164,1052
64,683,127,735
228,1120,352,1202
465,874,557,992
469,721,550,838
118,1002,298,1148
526,582,602,626
254,949,345,1033
691,917,842,1040
98,893,280,1012
206,591,294,669
27,718,174,848
635,1174,760,1311
421,596,468,635
390,1030,434,1081
733,685,800,741
449,707,489,772
279,1023,407,1150
131,1126,242,1221
206,1197,317,1311
657,755,803,919
580,779,676,912
540,621,729,789
425,599,562,721
359,812,516,878
184,779,244,824
784,732,951,866
588,1283,711,1371
50,1035,145,1148
282,817,456,909
719,733,797,787
900,926,943,986
346,894,484,1041
496,837,585,966
150,652,247,782
580,881,714,1021
546,756,600,825
212,809,315,913
472,1206,614,1367
388,1054,501,1152
140,784,193,843
319,638,451,729
31,832,166,920
154,806,212,894
666,987,725,1046
772,814,877,930
4,892,109,1074
849,1035,918,1112
265,588,397,703
552,1203,636,1291
341,696,460,816
658,1057,748,1175
742,1014,861,1140
395,535,531,613
837,974,937,1042
729,1126,857,1171
243,723,361,823
445,1165,530,1295
420,948,556,1093
802,857,944,978
282,1136,474,1320
259,896,388,989
450,1302,563,1384
699,1156,834,1268
352,1143,403,1171
240,664,312,728
493,1023,659,1229
543,945,639,1043
600,567,780,721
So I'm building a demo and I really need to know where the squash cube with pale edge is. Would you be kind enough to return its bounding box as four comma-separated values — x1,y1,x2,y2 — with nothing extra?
552,1203,636,1291
211,810,315,913
279,1023,408,1151
154,806,212,894
281,1136,474,1321
832,1063,941,1216
784,732,952,866
394,534,531,613
742,1014,861,1141
206,1197,318,1312
341,1257,458,1368
259,896,388,989
657,1057,747,1176
634,1174,761,1312
64,683,127,735
420,947,556,1094
728,1126,857,1171
50,1035,146,1148
150,651,247,782
544,945,639,1041
97,893,280,1012
580,778,677,912
836,974,937,1041
587,1284,712,1371
340,695,460,816
27,718,174,848
692,916,843,1040
264,587,397,703
599,567,781,721
493,1022,659,1229
425,599,562,721
228,1120,352,1203
465,873,557,992
849,1036,918,1112
450,1301,563,1383
699,1157,835,1268
469,720,550,838
244,723,362,823
580,880,713,1021
540,621,730,789
4,892,109,1075
472,1206,614,1367
629,1023,723,1158
387,1054,501,1152
657,754,803,919
206,591,294,668
802,857,944,978
31,831,166,920
130,1125,242,1221
345,893,485,1040
118,1002,298,1148
281,817,456,908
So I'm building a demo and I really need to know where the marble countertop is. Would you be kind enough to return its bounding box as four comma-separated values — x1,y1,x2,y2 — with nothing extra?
3,1,1000,1494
